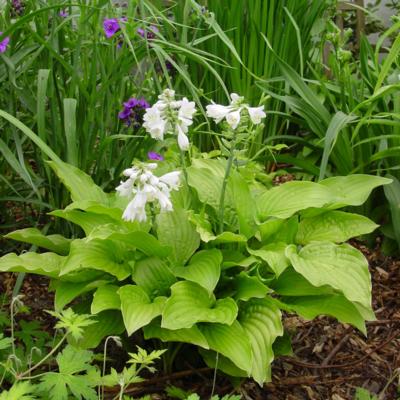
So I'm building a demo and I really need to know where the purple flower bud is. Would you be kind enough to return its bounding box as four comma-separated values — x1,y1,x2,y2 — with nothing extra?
138,99,150,109
137,25,159,40
0,33,10,54
148,152,164,161
118,107,132,120
103,18,120,38
124,98,139,108
59,10,68,18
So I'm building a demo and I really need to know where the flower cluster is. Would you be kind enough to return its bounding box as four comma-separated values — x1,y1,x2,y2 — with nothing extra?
116,162,180,222
118,98,150,128
142,89,196,151
206,93,266,129
0,33,10,54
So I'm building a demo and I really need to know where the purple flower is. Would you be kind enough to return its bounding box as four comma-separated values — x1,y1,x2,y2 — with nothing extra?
148,152,164,161
59,10,68,18
103,18,120,38
118,97,150,127
11,0,24,16
137,25,159,40
0,33,10,54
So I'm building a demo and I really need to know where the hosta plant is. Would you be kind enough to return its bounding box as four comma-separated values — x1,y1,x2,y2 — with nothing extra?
0,93,391,385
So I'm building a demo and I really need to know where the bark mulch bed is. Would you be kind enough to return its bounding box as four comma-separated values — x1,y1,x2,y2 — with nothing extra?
0,240,399,400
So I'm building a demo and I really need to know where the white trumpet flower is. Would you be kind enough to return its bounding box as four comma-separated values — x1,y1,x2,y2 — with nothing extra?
116,162,181,222
142,89,196,151
206,93,266,129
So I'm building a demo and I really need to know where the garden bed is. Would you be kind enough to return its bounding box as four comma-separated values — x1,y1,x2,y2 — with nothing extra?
1,240,398,400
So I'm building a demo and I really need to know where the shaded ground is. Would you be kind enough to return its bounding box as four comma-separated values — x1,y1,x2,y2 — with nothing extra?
0,240,399,400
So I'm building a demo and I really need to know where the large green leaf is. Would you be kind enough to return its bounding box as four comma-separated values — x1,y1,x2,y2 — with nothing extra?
270,267,334,296
60,239,131,280
285,242,372,311
70,311,124,349
91,285,121,314
248,243,290,277
144,320,209,349
257,181,332,220
238,297,283,384
64,200,123,221
0,252,63,278
296,211,378,244
132,257,176,297
88,228,171,258
384,175,400,248
229,170,256,238
118,285,166,336
47,160,109,204
233,272,269,301
258,217,298,244
161,281,238,330
174,249,222,295
49,209,116,236
156,208,200,264
280,294,369,334
5,228,71,255
54,280,109,311
320,175,392,208
199,321,252,374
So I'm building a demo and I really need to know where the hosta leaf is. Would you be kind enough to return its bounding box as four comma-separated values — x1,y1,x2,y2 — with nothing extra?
238,297,283,384
144,320,209,349
5,228,71,255
200,349,247,378
189,214,247,244
258,217,298,244
174,249,222,294
320,174,392,208
49,209,116,235
0,252,63,278
88,228,171,258
71,311,125,349
285,242,372,311
157,208,200,264
281,294,368,334
199,321,252,374
270,267,334,296
162,281,238,330
54,280,110,311
248,243,290,277
229,170,256,238
132,257,176,297
119,285,166,336
233,272,269,301
257,181,332,220
296,211,378,244
91,285,121,314
60,239,131,280
65,200,122,221
48,160,109,204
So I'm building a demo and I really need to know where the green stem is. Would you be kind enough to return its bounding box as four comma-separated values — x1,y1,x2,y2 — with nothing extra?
17,333,68,379
218,132,237,234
